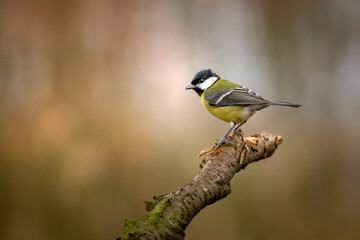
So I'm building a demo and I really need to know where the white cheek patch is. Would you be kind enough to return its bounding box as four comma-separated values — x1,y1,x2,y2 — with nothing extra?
197,77,218,90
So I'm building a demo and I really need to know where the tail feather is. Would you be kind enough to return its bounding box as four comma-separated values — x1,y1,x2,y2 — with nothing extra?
269,101,301,108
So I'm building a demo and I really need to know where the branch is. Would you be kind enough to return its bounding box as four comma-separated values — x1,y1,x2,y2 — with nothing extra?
118,131,283,240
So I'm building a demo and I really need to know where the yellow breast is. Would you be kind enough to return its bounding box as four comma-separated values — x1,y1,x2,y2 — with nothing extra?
201,93,252,123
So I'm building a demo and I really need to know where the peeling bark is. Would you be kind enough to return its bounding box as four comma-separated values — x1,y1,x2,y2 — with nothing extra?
119,131,282,240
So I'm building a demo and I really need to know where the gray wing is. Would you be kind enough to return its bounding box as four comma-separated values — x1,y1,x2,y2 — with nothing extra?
206,87,270,107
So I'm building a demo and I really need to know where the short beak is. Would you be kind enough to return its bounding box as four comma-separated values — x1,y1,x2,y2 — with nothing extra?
185,84,195,90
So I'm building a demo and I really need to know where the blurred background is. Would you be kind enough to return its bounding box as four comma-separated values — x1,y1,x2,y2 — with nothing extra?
1,0,360,239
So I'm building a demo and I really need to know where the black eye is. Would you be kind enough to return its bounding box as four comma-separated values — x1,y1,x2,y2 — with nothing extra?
199,79,205,83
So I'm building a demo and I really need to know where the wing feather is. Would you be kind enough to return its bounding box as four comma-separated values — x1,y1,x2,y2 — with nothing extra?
206,87,270,107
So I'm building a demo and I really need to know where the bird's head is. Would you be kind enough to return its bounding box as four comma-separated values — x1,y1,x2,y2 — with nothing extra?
185,69,220,96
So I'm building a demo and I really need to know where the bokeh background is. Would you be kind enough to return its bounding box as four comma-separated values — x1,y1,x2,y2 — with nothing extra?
1,0,360,239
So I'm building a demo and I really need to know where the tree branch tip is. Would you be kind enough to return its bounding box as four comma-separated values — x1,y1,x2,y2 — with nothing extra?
275,136,283,145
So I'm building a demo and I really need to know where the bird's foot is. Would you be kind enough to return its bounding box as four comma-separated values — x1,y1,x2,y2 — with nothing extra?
232,126,245,144
214,140,236,151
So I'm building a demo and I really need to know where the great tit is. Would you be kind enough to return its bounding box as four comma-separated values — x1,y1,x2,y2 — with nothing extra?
186,69,301,150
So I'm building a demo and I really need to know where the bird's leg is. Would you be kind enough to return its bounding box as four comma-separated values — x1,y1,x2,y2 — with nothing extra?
233,122,245,143
214,121,237,151
233,121,245,132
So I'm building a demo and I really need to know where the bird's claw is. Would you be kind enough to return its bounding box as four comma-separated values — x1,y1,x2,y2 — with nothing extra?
214,140,236,151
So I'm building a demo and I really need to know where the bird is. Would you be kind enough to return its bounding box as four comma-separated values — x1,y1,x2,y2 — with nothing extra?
185,69,301,150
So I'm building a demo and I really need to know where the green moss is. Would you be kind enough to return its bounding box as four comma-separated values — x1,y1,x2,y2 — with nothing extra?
119,194,175,239
118,219,143,240
142,195,172,227
144,201,155,211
